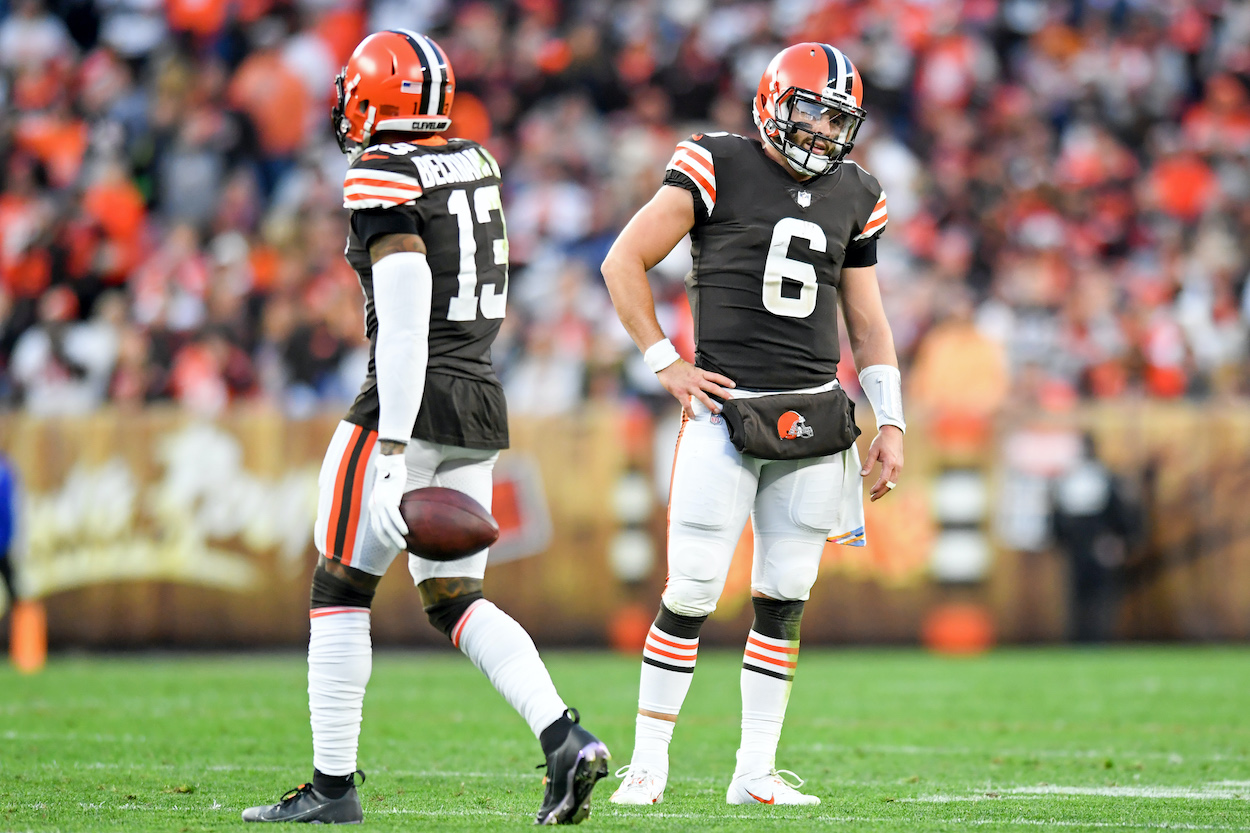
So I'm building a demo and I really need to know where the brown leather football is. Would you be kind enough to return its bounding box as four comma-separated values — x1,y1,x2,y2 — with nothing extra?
400,487,500,561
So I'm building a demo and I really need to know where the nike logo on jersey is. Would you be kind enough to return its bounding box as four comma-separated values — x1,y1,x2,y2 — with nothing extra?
746,790,775,804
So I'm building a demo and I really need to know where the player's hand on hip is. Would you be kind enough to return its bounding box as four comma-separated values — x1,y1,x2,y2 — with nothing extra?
657,359,735,419
369,450,410,551
861,424,904,502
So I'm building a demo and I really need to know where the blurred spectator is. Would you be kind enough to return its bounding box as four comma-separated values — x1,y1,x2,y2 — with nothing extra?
10,286,118,413
1050,433,1141,642
0,0,74,71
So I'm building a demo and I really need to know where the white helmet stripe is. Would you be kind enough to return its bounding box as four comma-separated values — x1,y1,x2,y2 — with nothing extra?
831,45,846,95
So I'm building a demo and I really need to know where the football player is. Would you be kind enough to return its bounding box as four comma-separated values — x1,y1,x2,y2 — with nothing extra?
602,43,905,806
242,31,608,825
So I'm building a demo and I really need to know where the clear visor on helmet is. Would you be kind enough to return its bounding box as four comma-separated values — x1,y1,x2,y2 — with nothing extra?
780,90,861,156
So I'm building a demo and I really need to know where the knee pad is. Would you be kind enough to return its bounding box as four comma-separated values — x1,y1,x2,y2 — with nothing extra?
661,579,720,618
425,590,485,640
653,602,708,639
752,595,804,641
663,533,734,616
756,538,822,601
310,561,377,610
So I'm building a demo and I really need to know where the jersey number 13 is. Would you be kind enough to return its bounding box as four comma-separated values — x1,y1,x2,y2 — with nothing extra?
447,185,509,322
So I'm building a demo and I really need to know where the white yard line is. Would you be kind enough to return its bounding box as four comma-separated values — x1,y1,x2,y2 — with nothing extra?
902,783,1250,803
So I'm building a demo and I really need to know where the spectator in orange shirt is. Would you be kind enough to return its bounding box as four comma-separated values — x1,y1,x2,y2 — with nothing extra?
226,19,309,194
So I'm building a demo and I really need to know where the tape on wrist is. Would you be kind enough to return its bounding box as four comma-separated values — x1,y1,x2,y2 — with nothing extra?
858,364,906,434
643,338,681,373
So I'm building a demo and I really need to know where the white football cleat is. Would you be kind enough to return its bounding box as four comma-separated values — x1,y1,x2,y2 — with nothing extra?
609,765,666,805
726,769,820,806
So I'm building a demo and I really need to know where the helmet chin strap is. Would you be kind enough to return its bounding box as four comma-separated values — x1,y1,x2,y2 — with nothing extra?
361,104,377,148
761,117,835,177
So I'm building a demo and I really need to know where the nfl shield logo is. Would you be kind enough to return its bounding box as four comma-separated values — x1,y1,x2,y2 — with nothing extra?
796,190,811,208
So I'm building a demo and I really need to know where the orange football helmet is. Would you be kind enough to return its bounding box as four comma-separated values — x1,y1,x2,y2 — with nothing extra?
753,42,866,177
331,30,455,154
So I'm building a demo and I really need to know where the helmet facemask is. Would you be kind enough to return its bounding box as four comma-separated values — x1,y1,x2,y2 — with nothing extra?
331,70,351,153
763,86,865,177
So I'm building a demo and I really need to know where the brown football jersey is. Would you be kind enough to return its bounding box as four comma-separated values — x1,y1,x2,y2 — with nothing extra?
341,137,509,449
663,132,887,391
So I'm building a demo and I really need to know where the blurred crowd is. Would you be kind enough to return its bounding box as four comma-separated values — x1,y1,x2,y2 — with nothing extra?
1,0,1249,419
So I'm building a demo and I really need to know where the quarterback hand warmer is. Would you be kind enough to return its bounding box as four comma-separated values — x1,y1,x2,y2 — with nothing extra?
368,452,409,551
372,251,432,443
858,364,906,434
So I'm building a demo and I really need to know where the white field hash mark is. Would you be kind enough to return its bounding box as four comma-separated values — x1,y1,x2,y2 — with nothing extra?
901,783,1250,802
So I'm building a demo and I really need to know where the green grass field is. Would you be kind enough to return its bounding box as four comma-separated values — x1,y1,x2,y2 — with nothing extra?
2,647,1249,831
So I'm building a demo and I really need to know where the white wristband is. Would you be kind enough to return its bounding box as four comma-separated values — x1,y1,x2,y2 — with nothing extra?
643,338,681,373
858,364,906,434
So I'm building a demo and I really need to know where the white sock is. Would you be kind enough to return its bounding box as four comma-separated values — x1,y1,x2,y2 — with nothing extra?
631,622,699,776
308,608,372,776
735,630,798,778
453,599,568,738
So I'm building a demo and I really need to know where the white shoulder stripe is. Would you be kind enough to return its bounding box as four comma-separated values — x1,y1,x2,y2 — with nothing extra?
676,140,714,170
345,184,422,201
666,141,717,216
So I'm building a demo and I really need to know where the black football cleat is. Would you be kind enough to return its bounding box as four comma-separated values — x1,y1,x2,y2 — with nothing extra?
241,773,364,824
535,709,611,825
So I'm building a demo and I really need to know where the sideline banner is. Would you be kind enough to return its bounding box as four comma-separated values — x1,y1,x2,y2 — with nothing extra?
4,403,1250,646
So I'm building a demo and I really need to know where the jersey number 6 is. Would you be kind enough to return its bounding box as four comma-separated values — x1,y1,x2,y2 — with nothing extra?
447,185,509,321
762,217,826,319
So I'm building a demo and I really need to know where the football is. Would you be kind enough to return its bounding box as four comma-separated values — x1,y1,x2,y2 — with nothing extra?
400,487,500,561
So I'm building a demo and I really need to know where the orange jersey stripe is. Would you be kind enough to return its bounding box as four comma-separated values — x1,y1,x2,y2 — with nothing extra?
674,147,715,180
673,158,717,201
663,411,690,595
747,636,799,655
340,430,378,566
744,649,798,669
862,214,887,235
344,176,422,191
326,425,363,557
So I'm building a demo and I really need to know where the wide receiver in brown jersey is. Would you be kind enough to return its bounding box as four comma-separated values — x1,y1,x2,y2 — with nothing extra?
603,42,905,806
242,30,608,826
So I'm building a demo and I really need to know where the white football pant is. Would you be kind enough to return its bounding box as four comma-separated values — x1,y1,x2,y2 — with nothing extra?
662,397,863,616
312,419,498,581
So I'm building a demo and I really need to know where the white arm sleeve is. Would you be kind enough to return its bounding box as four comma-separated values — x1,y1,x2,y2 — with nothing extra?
858,364,906,434
372,251,432,443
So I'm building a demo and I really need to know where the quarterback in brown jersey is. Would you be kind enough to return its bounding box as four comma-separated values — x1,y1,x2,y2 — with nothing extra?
603,43,905,806
242,30,608,826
